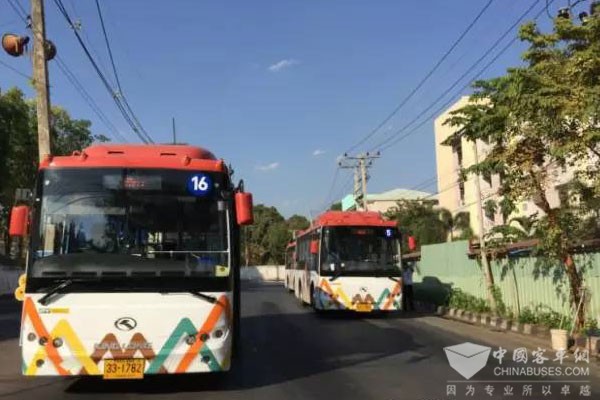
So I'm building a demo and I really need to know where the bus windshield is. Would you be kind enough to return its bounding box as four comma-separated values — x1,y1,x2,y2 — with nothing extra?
321,226,400,275
30,168,230,280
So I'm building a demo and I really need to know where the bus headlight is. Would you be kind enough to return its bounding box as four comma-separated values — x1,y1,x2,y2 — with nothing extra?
52,337,63,348
38,336,48,346
213,329,224,339
27,332,37,342
199,333,209,342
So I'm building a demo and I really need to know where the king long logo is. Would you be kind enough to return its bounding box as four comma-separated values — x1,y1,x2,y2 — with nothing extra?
114,317,137,331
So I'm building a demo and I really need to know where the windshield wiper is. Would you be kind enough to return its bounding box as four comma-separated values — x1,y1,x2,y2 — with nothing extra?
329,269,344,282
189,291,218,304
38,279,74,306
159,290,218,304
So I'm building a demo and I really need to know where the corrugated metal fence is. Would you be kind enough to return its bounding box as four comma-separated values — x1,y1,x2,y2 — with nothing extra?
413,240,600,319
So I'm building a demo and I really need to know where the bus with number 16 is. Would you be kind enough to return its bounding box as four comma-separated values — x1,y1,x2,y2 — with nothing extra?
9,144,253,379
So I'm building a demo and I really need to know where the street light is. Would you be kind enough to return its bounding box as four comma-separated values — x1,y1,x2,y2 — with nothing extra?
1,33,29,57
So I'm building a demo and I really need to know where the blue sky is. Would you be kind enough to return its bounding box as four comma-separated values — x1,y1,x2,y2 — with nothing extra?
1,0,560,217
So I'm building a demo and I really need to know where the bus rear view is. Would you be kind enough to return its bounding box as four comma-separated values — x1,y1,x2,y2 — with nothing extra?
10,144,253,378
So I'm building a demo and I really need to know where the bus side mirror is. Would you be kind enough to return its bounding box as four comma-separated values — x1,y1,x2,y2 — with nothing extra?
310,240,319,255
235,192,254,226
9,205,29,237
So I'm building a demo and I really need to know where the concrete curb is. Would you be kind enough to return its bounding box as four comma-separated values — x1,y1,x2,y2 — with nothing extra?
427,303,600,356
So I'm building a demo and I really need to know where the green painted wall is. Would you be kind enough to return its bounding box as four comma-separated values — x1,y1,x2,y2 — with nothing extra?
413,240,600,319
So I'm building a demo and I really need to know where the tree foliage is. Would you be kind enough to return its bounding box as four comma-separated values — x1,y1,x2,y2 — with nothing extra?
329,202,342,211
443,13,600,329
385,200,471,250
242,205,310,265
0,87,108,254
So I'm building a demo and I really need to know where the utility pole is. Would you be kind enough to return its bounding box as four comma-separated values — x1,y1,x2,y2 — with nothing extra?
339,152,380,211
31,0,52,161
359,157,368,211
473,141,497,313
172,117,177,144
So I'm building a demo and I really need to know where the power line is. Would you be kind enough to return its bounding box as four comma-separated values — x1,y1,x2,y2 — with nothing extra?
4,0,131,143
329,171,354,209
0,58,31,79
94,0,121,93
343,0,495,154
6,0,30,32
66,0,116,87
52,0,153,144
54,55,128,142
93,0,153,143
371,0,552,153
377,33,520,152
6,0,28,21
321,167,340,211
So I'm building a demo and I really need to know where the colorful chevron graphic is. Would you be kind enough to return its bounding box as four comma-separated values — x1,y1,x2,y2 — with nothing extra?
148,295,230,374
21,294,231,376
317,279,401,311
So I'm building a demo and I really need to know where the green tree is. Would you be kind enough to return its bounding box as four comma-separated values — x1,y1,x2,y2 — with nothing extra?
438,209,472,241
286,214,310,231
443,13,600,329
385,200,447,250
329,202,342,211
0,87,108,255
242,204,291,265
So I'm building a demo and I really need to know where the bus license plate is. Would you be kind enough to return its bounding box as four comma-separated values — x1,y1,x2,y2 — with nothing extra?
356,303,373,312
103,359,145,379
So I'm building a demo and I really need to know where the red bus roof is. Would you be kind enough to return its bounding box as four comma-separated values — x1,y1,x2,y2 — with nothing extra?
39,144,226,172
314,211,397,228
292,211,397,241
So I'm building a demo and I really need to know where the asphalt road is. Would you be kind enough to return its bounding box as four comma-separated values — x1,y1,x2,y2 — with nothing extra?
0,282,597,400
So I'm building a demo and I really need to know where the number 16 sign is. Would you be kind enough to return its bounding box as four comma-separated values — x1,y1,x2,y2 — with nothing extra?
187,173,213,196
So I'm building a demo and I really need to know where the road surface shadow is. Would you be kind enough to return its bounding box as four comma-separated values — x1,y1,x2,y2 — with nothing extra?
65,309,427,393
0,296,21,342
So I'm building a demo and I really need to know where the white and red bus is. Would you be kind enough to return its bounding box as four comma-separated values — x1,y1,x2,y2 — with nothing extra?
286,211,403,312
9,144,253,379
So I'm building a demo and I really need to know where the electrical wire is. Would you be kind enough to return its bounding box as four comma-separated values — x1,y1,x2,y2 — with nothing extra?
6,0,28,21
93,0,153,143
4,0,133,143
343,0,496,154
55,55,128,142
320,167,340,211
0,58,31,80
369,0,547,153
52,0,153,144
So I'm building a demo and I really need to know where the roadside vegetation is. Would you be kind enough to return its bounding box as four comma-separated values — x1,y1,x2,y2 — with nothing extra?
0,87,107,256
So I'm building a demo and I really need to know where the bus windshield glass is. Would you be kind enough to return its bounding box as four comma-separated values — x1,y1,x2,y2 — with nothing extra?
321,226,400,275
30,168,230,279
